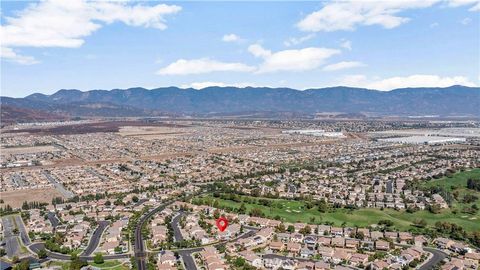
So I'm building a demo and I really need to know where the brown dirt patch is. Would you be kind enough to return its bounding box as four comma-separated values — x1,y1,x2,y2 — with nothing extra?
0,188,63,208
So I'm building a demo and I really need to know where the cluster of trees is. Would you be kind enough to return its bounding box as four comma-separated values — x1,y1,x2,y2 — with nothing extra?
21,201,48,210
0,204,16,215
69,254,88,270
93,253,104,264
434,221,480,247
44,233,71,254
377,219,394,227
412,218,427,228
467,178,480,191
228,256,257,270
460,204,478,215
462,194,478,204
249,207,264,217
37,248,48,259
12,259,30,270
435,221,467,241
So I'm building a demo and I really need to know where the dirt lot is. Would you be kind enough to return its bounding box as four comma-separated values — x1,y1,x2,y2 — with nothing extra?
1,145,59,156
0,188,63,208
2,121,191,135
118,126,192,140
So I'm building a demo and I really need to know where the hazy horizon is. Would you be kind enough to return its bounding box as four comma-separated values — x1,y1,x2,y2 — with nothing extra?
1,0,479,98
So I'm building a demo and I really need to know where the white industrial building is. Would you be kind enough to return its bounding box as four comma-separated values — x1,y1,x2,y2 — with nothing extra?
282,129,345,138
379,136,466,145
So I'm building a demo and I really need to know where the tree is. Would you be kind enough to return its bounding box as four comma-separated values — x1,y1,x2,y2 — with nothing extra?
413,218,427,228
238,203,247,214
318,199,329,213
93,253,104,264
213,209,221,219
37,248,48,259
12,256,20,264
233,257,246,267
467,179,480,191
132,196,139,203
70,254,88,270
249,208,263,217
287,225,295,233
378,219,394,227
13,260,29,270
276,223,286,233
0,248,6,257
427,203,442,214
299,225,312,235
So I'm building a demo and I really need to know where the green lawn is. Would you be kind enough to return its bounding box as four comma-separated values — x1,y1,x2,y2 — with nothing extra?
90,260,129,270
196,185,480,232
50,260,128,270
424,168,480,189
423,168,480,218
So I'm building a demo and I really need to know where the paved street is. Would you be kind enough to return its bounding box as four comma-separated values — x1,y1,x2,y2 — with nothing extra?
171,212,185,242
419,247,448,270
81,221,109,256
42,171,74,198
178,249,201,270
1,216,20,258
14,215,31,246
134,201,173,270
47,212,60,228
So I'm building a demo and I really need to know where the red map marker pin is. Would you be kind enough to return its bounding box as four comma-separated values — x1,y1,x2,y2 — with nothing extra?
216,217,228,232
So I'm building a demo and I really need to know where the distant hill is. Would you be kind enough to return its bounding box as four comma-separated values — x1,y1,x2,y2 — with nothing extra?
1,85,479,119
0,105,68,126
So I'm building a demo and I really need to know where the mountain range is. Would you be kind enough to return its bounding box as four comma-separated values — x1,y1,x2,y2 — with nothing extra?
1,85,479,121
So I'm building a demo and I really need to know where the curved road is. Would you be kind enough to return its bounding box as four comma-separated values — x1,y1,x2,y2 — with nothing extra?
419,247,447,270
134,201,173,270
171,212,185,242
81,221,109,256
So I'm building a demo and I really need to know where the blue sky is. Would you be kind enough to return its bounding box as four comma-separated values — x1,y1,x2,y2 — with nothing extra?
1,0,479,97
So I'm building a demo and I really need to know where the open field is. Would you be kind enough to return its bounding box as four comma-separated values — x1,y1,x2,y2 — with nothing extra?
195,192,480,232
0,145,59,155
118,125,191,140
0,188,63,208
2,121,190,135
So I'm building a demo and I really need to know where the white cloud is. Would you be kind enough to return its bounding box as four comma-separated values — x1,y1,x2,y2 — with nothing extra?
340,74,477,90
471,3,480,11
180,81,255,89
248,44,340,73
447,0,480,11
0,47,39,65
284,34,316,47
430,22,440,28
340,39,352,50
461,17,472,24
323,61,366,71
247,44,272,58
222,34,241,42
297,1,439,32
0,0,181,63
157,58,255,75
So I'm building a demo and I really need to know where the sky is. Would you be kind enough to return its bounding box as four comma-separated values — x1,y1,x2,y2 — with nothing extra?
1,0,479,98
